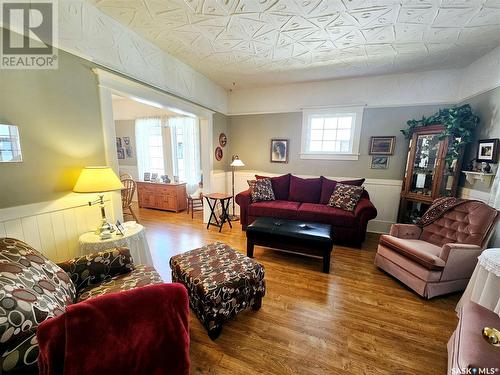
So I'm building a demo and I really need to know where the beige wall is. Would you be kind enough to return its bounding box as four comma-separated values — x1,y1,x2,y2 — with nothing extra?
0,50,105,208
227,105,444,179
460,87,500,192
115,120,137,167
212,112,229,171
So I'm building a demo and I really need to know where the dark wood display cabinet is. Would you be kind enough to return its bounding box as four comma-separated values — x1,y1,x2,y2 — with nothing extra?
398,125,464,223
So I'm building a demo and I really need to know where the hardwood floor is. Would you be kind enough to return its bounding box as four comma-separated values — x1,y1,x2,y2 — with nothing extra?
133,206,459,375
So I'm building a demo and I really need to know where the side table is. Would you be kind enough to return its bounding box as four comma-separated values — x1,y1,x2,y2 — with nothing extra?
204,193,232,232
79,223,154,266
456,248,500,315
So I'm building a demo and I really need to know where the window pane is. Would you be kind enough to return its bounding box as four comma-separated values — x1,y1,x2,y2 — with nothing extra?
322,141,336,151
338,116,353,128
150,147,162,158
151,158,163,170
323,129,336,141
311,118,323,129
337,128,351,141
149,135,162,147
324,117,338,129
309,140,322,152
340,141,350,152
310,129,323,141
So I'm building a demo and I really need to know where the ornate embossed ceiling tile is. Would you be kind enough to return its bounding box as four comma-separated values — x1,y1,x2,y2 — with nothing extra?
87,0,500,88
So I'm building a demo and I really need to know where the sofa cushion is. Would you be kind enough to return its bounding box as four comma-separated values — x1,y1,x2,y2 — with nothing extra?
256,174,291,201
297,203,357,227
328,183,364,211
288,176,321,203
248,178,275,202
379,235,445,270
320,177,365,205
248,200,301,219
0,238,76,356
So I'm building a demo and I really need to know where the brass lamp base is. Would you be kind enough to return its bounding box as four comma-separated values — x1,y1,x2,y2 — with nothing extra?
89,194,115,237
483,327,500,347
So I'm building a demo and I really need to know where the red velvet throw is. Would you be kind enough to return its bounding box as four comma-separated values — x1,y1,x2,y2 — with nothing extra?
37,283,190,375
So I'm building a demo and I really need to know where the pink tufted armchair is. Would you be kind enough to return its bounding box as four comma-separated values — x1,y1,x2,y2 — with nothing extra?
374,200,499,298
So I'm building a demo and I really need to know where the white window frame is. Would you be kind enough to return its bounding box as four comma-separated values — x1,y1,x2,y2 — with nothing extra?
300,106,364,161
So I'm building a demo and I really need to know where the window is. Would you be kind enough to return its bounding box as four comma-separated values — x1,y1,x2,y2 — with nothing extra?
0,124,22,162
301,106,364,160
135,117,165,177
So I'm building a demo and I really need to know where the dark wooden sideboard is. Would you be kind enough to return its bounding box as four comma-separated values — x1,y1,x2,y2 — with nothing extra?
137,181,187,212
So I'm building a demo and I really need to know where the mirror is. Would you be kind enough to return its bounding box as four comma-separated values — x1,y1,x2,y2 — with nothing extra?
0,124,22,162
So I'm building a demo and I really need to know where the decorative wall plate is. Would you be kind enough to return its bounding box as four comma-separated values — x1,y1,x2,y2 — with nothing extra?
215,146,223,161
219,133,227,147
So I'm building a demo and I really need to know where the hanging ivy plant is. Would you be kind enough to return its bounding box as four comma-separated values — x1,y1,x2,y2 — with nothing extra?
401,104,480,163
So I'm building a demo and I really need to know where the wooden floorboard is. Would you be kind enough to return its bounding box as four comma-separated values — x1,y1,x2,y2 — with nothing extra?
132,206,459,375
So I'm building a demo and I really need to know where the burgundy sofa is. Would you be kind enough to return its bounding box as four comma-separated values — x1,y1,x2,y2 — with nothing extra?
235,174,377,246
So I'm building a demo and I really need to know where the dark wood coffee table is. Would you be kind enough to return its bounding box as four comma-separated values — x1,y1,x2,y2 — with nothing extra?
246,217,334,273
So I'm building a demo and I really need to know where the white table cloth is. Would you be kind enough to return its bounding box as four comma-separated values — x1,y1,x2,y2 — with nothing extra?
78,222,153,266
456,248,500,316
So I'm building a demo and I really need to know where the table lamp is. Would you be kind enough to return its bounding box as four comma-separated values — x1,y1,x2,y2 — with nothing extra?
73,166,124,235
230,155,245,221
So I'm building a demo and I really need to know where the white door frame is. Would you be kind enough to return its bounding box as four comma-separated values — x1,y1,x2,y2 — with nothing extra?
93,68,215,223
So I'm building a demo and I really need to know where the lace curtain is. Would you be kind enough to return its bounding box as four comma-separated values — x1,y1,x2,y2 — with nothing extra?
168,116,201,194
488,168,500,246
135,117,163,178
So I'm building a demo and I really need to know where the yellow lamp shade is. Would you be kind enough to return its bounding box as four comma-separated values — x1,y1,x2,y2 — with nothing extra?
73,166,124,193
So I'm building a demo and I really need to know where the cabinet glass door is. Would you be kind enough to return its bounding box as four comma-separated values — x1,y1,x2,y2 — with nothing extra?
409,133,441,196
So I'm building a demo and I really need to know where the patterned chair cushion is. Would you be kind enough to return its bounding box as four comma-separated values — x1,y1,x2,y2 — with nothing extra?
76,265,162,302
169,242,266,333
0,238,76,373
248,178,275,202
57,248,134,293
328,183,365,211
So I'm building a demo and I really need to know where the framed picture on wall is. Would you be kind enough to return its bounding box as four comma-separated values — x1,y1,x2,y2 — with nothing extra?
219,133,227,147
270,139,289,163
369,136,395,155
370,156,389,169
117,148,125,159
477,138,499,163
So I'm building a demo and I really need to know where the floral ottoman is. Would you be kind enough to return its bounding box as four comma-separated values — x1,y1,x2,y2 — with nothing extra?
169,242,266,340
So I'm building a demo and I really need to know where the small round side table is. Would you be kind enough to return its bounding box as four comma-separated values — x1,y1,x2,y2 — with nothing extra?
456,248,500,315
78,223,153,266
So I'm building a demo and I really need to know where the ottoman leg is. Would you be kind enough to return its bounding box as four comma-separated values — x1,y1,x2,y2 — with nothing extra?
247,239,254,258
252,295,262,311
208,325,222,341
323,249,331,274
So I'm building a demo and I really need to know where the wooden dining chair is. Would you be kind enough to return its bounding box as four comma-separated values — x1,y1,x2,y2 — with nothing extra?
187,193,204,219
121,177,139,223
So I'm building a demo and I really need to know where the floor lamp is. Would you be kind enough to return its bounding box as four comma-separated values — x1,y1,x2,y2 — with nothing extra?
230,155,245,221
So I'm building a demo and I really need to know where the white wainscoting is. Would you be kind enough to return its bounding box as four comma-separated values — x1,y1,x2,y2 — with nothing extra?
218,170,402,234
0,193,119,262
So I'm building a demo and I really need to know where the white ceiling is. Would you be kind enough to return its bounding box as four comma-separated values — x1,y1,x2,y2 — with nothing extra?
89,0,500,89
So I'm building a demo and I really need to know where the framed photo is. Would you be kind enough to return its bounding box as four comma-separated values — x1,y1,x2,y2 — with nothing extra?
270,139,289,163
369,136,395,155
477,138,499,163
219,133,227,147
151,173,158,181
123,136,130,146
117,148,125,159
370,156,390,169
215,146,223,161
143,172,151,181
115,220,125,236
116,137,122,148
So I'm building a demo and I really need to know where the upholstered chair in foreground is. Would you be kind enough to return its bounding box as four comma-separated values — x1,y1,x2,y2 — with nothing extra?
374,200,499,298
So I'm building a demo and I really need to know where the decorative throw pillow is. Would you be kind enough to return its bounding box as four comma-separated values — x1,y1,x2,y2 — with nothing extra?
0,238,76,359
319,176,365,204
328,183,365,211
248,178,275,202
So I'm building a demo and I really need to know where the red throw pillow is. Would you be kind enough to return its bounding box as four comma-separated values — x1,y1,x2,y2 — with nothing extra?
288,175,322,203
328,183,365,211
320,176,365,205
255,173,291,201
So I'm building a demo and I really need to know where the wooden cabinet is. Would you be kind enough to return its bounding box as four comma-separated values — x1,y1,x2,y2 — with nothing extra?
137,182,187,212
398,125,463,223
